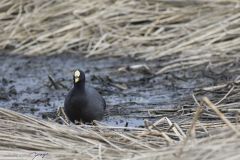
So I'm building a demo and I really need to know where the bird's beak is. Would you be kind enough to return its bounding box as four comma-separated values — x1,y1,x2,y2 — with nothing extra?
75,77,80,83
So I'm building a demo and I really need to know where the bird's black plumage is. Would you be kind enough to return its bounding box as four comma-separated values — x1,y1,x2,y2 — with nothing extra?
64,70,106,123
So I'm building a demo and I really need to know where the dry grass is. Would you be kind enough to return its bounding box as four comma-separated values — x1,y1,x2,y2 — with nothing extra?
0,1,240,159
0,0,240,73
0,91,239,159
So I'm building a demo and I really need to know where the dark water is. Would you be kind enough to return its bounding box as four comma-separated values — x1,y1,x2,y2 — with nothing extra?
0,53,235,127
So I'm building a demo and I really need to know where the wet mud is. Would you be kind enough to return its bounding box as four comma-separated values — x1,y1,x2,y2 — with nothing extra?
0,53,238,127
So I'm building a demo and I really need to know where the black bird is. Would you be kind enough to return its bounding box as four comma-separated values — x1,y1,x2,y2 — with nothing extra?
64,69,106,123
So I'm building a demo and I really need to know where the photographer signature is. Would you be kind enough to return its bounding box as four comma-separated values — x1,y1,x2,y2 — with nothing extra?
31,152,48,160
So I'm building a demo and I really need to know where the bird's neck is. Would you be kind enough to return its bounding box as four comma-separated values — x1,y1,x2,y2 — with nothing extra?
74,82,85,90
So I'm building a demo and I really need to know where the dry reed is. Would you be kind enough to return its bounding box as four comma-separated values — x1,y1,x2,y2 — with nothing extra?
0,1,240,159
0,0,240,73
0,91,239,159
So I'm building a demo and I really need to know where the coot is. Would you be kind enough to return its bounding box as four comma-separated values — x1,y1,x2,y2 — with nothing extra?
64,70,106,123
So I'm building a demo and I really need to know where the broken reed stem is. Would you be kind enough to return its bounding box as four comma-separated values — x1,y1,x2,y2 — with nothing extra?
203,97,240,136
187,106,203,138
48,75,59,89
215,85,235,106
175,100,203,158
188,93,204,137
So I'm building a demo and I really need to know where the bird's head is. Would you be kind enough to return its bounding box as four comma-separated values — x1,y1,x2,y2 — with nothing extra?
73,69,85,85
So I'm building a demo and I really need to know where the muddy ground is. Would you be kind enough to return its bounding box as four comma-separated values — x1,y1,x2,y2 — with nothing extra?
0,53,238,127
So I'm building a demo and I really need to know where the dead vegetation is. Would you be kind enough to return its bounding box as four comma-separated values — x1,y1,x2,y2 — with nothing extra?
0,92,239,159
0,0,240,159
0,0,240,73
